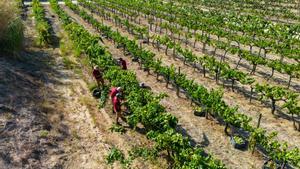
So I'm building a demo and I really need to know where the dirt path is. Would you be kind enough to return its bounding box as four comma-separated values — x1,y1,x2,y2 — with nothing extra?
0,5,71,168
62,5,267,169
77,5,300,149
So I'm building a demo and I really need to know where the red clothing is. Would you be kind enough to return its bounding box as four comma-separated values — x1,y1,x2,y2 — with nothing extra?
120,60,127,70
110,87,118,101
113,96,121,112
93,69,102,80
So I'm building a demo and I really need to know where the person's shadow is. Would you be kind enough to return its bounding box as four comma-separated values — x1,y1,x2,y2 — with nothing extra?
200,133,210,147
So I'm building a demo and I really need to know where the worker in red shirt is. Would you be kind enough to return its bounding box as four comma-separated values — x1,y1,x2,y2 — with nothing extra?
92,66,104,89
110,87,122,113
113,93,123,124
118,58,127,70
110,87,122,102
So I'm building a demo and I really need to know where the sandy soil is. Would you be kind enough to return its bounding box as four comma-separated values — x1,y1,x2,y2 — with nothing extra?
0,6,69,168
62,5,268,169
76,5,300,150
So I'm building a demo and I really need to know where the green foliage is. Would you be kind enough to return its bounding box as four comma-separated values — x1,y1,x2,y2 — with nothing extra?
128,146,158,160
98,86,109,108
233,136,244,145
106,147,130,166
109,123,126,134
32,0,52,46
0,18,24,54
283,92,300,117
39,130,49,138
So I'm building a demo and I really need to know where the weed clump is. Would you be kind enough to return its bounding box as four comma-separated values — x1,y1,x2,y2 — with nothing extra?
0,0,24,54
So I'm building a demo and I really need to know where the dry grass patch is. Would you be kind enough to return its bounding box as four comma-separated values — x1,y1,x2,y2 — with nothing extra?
0,0,24,54
0,0,19,34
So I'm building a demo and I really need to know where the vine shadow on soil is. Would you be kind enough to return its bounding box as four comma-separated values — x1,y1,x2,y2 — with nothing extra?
0,48,72,167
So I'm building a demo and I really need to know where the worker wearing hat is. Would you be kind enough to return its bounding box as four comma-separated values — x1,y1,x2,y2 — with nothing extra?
92,65,104,89
113,93,123,124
